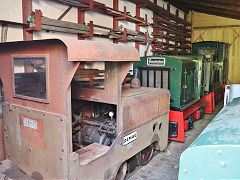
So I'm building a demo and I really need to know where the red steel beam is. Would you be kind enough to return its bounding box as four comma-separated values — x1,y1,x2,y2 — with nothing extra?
22,0,33,40
113,0,119,43
135,5,140,50
78,8,85,40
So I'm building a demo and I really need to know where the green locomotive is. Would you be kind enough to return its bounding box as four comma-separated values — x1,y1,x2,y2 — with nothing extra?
133,41,228,142
134,55,201,111
192,41,229,99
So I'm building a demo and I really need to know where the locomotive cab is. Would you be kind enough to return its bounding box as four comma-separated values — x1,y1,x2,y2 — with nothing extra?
0,39,170,179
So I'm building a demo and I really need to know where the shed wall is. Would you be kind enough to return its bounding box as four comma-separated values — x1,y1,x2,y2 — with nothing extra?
191,12,240,83
1,0,185,57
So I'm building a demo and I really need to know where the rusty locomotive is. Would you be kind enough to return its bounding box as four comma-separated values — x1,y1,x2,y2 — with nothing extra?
0,39,170,179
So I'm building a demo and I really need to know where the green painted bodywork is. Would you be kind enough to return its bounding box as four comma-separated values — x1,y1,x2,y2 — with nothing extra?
134,55,200,110
179,97,240,180
192,41,229,91
180,55,213,97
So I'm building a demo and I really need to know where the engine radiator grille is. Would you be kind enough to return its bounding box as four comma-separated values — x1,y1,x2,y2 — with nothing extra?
138,66,171,90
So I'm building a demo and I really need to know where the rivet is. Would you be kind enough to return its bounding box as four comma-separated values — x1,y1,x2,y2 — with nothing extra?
220,162,226,168
3,127,7,131
5,135,8,138
28,147,32,152
60,157,63,160
42,113,46,116
27,109,30,113
7,154,10,158
60,117,64,122
218,150,222,156
183,169,187,174
62,149,64,152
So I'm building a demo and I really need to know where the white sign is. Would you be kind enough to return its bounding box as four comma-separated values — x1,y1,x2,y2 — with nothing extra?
123,131,137,146
23,118,37,129
147,57,165,66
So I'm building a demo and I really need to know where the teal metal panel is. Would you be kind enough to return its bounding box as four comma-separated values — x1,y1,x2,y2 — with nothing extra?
179,97,240,180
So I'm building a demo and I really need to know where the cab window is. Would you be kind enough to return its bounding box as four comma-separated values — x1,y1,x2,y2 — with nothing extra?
13,57,48,102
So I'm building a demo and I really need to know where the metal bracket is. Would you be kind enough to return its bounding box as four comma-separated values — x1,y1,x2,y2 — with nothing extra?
115,6,127,21
27,9,42,31
79,21,94,37
136,14,148,27
78,0,94,11
116,28,127,42
136,32,147,45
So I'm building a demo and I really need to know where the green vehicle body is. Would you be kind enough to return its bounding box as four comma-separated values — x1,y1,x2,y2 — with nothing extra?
134,55,200,110
178,97,240,180
192,41,229,91
179,54,211,97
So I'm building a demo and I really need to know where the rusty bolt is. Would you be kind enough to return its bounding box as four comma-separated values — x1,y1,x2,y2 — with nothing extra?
3,127,7,131
62,149,64,152
28,147,32,152
7,154,10,158
60,117,64,122
42,113,46,116
27,109,30,113
60,157,63,160
5,135,8,138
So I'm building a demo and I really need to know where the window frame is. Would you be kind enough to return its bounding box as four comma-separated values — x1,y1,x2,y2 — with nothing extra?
12,54,50,103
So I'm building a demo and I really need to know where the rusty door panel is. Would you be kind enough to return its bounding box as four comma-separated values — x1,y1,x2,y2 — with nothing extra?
3,103,69,179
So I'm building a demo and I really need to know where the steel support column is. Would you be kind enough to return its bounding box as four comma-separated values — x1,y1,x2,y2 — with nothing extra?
22,0,33,40
113,0,119,43
78,9,85,40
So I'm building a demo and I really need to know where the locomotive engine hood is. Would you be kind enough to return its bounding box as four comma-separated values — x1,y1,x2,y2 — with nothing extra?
121,86,170,132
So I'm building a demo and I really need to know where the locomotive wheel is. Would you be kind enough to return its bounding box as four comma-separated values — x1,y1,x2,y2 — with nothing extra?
137,144,154,166
115,162,127,180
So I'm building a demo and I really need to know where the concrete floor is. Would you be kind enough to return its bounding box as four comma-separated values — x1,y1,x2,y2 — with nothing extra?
0,102,223,180
127,101,223,180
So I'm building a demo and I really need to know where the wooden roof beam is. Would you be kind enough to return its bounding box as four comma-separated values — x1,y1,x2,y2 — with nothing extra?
174,0,240,11
186,4,240,20
199,0,240,6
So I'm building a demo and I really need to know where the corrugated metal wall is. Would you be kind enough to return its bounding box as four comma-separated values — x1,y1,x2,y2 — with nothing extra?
191,12,240,83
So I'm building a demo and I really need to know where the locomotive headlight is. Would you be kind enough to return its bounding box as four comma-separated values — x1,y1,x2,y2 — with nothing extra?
109,111,114,120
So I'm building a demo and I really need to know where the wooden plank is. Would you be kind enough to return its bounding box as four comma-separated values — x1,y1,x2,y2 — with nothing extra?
41,16,89,31
0,20,28,27
41,25,88,34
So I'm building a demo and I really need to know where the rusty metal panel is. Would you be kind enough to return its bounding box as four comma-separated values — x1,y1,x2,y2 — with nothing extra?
0,40,78,153
0,39,78,116
72,62,121,105
3,103,69,179
0,118,5,161
121,87,170,132
60,39,140,62
68,114,169,180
